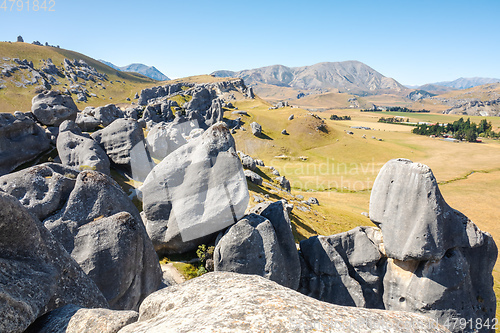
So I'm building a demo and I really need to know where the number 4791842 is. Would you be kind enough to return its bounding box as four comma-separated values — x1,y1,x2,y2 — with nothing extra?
0,0,56,11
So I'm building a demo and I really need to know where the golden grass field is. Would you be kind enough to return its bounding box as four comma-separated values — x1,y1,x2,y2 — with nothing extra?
228,97,500,323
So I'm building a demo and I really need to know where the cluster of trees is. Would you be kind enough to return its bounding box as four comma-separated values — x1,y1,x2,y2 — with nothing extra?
385,107,430,113
412,118,499,142
330,114,351,120
378,117,409,124
361,107,430,113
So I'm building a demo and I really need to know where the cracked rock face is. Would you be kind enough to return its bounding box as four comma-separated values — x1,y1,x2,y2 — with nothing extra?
118,272,449,333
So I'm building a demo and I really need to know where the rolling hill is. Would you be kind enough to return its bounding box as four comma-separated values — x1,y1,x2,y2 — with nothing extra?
0,42,160,112
212,61,407,97
99,60,170,81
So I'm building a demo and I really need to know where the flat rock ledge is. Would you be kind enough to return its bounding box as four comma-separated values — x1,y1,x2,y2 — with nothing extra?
119,272,449,333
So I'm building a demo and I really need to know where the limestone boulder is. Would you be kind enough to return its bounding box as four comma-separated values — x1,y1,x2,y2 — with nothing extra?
369,158,484,261
57,120,110,175
25,305,138,333
140,122,249,255
0,163,78,220
215,201,300,290
92,119,154,180
0,113,51,176
43,171,162,310
118,272,449,333
31,90,78,126
0,192,108,333
299,226,385,308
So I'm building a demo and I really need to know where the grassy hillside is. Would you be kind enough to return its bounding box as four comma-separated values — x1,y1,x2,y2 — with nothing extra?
226,96,500,322
0,42,161,112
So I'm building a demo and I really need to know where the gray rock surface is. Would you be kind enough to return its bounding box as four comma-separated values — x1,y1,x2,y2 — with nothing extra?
118,272,449,333
307,197,319,205
26,304,138,333
43,170,162,310
31,90,78,126
57,120,110,175
0,192,108,333
0,163,78,220
250,121,262,136
141,100,176,125
0,113,51,176
383,236,497,332
299,226,385,308
238,151,256,170
244,169,263,185
369,158,484,261
215,201,300,290
276,175,291,192
145,119,201,161
140,122,249,255
92,104,126,126
92,118,151,170
288,114,294,120
75,112,100,132
369,158,497,331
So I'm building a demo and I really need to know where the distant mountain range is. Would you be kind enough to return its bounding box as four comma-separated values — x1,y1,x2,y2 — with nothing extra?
212,61,406,96
99,60,170,81
406,77,500,92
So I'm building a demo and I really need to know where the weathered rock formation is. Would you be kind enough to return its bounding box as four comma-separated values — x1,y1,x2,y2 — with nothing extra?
0,192,108,333
369,158,496,331
215,201,301,290
25,305,138,333
0,113,51,176
57,120,110,174
140,122,249,255
43,170,162,310
31,90,78,126
298,226,385,309
118,272,449,333
0,163,78,220
91,119,153,176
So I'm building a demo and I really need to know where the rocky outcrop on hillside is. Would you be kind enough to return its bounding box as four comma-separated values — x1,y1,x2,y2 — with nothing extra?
0,113,51,176
0,57,108,97
407,89,436,101
118,272,449,333
444,97,500,116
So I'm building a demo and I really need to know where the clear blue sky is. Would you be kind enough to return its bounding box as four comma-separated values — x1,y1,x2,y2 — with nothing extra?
1,0,499,85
